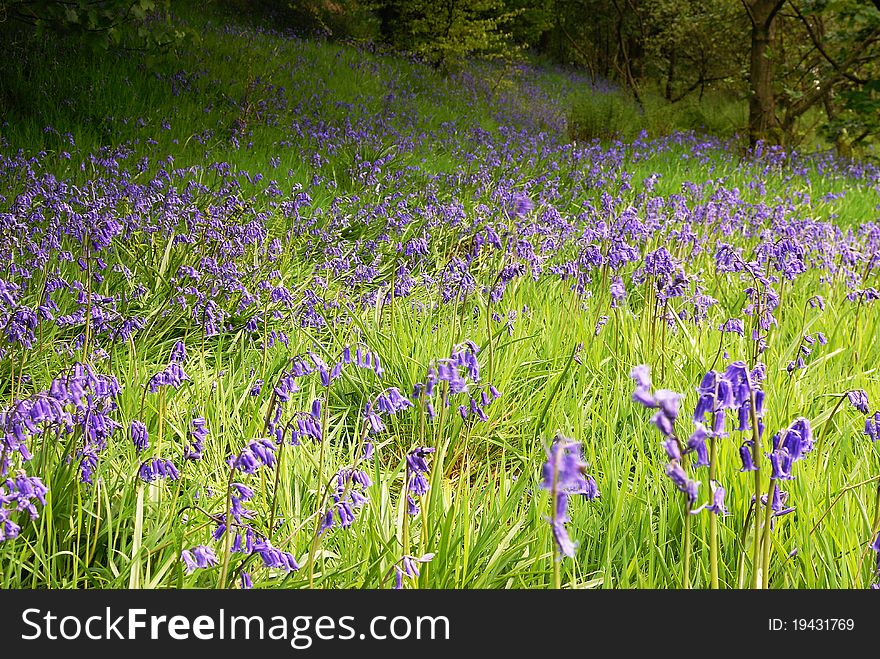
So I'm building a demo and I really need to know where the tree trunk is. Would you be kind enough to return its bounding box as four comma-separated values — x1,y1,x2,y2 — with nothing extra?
745,0,785,146
665,47,676,101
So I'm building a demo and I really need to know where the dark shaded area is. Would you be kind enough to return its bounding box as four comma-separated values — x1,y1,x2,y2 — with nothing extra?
1,0,879,152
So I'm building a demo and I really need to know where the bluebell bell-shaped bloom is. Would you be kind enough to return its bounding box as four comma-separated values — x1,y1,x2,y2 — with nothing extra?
719,318,744,336
739,441,758,472
181,545,218,573
540,437,599,558
184,417,209,460
848,390,870,415
665,461,700,505
391,553,434,590
139,458,180,482
864,412,880,442
253,540,299,572
686,426,710,468
131,420,149,453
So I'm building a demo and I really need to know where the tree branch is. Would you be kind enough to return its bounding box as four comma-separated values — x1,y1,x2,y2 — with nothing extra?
789,1,869,85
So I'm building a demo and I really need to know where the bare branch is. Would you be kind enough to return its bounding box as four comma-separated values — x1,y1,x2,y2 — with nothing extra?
789,1,869,85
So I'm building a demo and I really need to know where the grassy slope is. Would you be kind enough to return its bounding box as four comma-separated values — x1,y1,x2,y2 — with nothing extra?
0,5,879,589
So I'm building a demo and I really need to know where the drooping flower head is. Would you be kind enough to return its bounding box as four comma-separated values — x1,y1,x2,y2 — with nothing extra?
848,390,869,415
405,446,435,515
865,412,880,442
539,437,599,558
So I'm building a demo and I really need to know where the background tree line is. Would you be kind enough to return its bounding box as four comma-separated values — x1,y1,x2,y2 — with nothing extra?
1,0,879,151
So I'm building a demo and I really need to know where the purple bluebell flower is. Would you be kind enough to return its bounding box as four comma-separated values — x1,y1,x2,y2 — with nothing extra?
0,474,49,541
663,437,682,461
665,461,700,505
181,545,218,573
405,446,435,516
131,420,149,453
138,458,180,482
739,441,758,471
510,192,534,218
630,365,655,408
866,412,880,442
170,341,187,364
610,277,626,308
808,295,825,310
184,417,208,461
253,540,299,572
719,318,744,336
692,481,727,516
768,449,794,480
391,553,434,590
320,467,372,534
849,390,870,415
767,487,794,517
240,572,253,589
229,439,276,474
539,437,599,558
686,426,710,468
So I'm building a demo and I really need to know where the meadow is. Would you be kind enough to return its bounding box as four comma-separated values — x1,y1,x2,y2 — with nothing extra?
1,7,880,590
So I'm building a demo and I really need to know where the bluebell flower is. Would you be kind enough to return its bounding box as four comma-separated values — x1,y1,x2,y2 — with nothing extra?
739,441,758,471
391,553,434,590
405,447,435,516
686,426,710,468
184,417,208,460
848,390,869,415
692,481,727,516
539,437,599,558
867,412,880,442
253,540,299,572
181,545,218,573
665,462,700,505
131,420,149,453
139,458,180,482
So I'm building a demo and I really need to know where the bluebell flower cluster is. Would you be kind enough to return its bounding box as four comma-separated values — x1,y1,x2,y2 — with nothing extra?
412,342,500,421
181,545,219,573
0,474,49,541
539,436,599,558
391,553,435,590
138,458,180,482
320,467,372,533
405,446,435,516
184,417,209,461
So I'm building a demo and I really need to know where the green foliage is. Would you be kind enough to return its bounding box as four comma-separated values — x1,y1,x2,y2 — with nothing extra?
372,0,519,68
567,88,642,142
0,0,195,50
566,86,746,143
1,1,879,590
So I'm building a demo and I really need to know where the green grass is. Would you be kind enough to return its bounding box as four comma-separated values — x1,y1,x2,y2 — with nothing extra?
1,4,879,590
